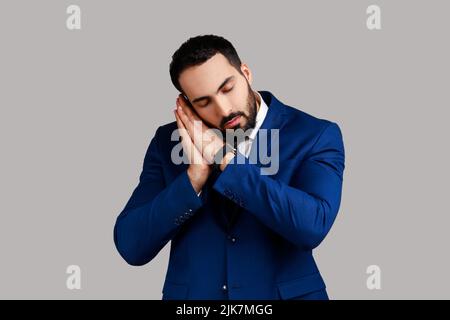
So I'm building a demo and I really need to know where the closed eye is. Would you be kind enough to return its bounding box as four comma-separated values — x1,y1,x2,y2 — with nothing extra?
198,100,210,108
197,86,234,107
223,86,234,93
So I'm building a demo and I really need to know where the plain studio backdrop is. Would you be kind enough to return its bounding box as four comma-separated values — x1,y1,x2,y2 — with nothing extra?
0,0,449,299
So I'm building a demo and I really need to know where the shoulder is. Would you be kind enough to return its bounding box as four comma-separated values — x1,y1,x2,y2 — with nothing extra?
280,102,340,141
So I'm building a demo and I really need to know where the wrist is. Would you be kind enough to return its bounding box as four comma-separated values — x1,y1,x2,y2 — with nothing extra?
219,151,235,171
187,165,210,193
212,143,236,172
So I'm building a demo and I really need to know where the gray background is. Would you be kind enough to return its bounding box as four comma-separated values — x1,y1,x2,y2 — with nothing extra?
0,0,449,299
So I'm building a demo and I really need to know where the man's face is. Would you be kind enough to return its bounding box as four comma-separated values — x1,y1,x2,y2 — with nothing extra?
178,53,258,134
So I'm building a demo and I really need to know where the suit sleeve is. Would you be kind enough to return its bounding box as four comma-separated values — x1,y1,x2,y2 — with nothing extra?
113,126,203,266
213,122,345,250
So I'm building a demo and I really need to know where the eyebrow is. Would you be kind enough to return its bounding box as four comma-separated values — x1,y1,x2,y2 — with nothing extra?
191,75,235,104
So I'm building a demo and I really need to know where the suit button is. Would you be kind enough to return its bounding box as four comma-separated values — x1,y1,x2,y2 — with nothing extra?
227,235,236,243
222,284,227,291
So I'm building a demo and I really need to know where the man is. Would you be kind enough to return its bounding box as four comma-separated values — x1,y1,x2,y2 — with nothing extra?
113,35,345,300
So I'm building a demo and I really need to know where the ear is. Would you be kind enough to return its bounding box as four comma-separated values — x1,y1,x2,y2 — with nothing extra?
240,63,253,85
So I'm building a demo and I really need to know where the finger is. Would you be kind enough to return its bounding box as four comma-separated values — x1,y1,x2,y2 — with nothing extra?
175,110,195,163
178,95,201,121
176,101,194,134
174,110,204,165
176,97,207,135
174,107,181,129
174,109,191,142
176,102,191,123
177,94,192,110
177,105,206,154
177,96,213,138
176,98,215,160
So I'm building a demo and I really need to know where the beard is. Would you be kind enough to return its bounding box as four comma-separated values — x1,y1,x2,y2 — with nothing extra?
220,81,258,133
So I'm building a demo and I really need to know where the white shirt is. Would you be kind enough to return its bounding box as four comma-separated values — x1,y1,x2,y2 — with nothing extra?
237,91,269,158
197,91,269,197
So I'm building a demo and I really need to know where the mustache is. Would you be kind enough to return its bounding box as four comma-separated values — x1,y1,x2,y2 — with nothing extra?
221,112,245,128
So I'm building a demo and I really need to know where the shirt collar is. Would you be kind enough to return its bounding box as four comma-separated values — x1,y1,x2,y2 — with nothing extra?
248,91,269,140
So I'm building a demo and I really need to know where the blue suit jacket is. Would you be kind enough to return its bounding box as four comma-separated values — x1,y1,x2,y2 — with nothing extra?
114,91,345,300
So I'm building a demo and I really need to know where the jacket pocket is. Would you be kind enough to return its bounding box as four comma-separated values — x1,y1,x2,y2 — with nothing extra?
276,273,326,300
162,281,189,300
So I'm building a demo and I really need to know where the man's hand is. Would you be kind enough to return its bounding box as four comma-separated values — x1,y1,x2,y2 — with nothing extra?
174,98,212,194
176,95,225,164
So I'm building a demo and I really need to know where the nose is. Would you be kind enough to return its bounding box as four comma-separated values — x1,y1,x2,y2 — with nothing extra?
214,96,233,119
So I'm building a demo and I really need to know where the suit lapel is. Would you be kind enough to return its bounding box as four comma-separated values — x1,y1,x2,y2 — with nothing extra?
216,91,287,231
248,91,287,167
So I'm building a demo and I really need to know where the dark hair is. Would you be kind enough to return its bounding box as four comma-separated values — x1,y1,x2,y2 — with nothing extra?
169,35,242,93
